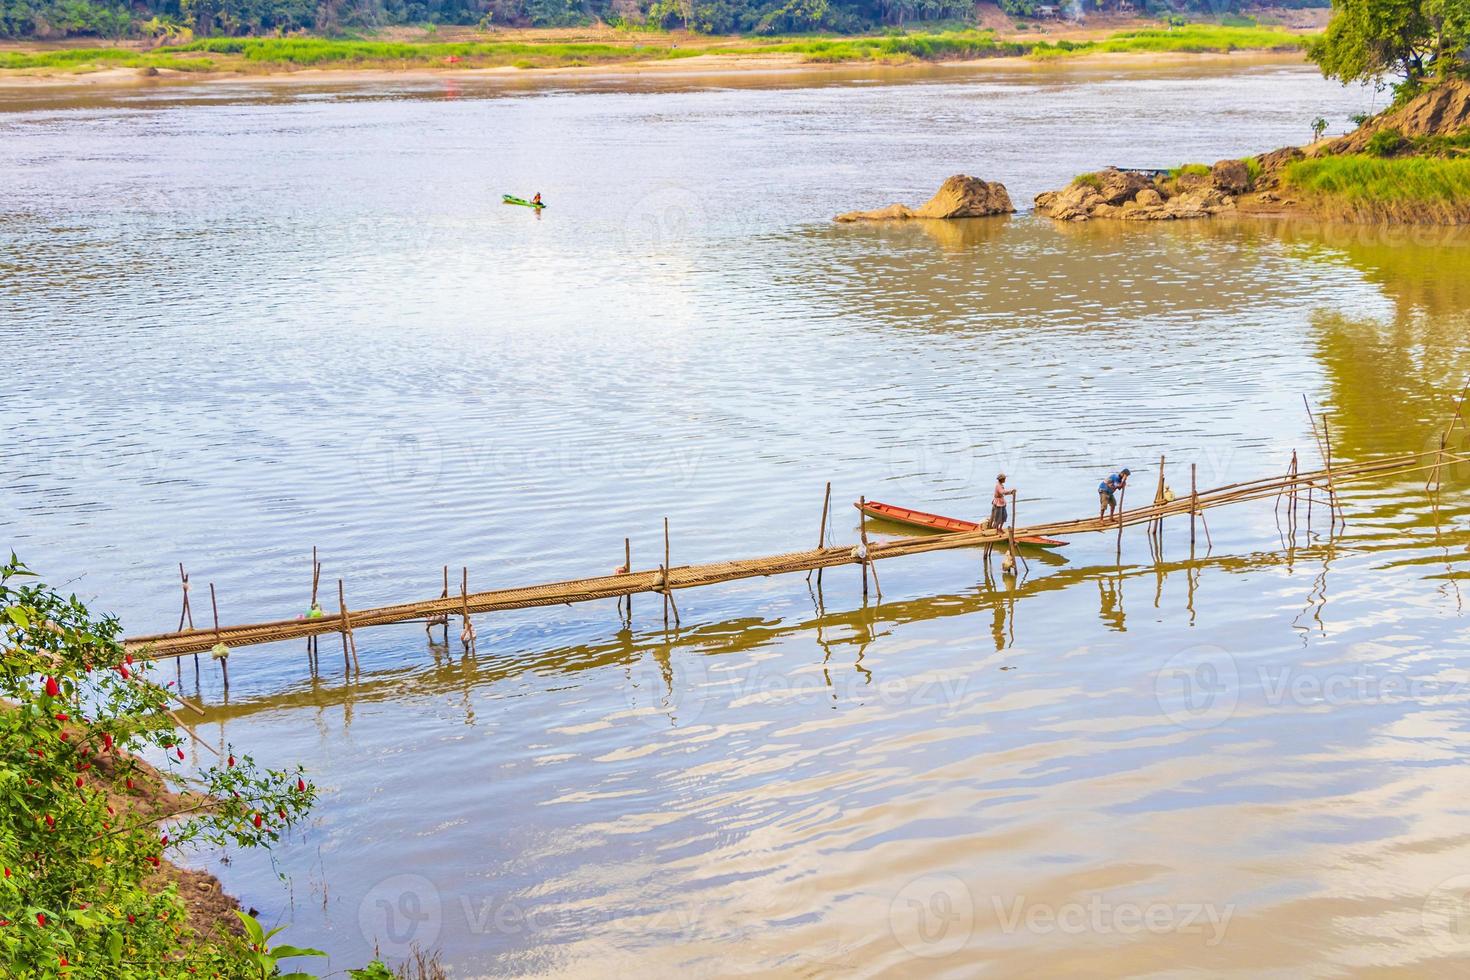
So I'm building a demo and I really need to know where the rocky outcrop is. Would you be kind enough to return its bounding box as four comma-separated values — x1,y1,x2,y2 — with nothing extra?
1210,159,1250,195
1035,165,1240,222
835,174,1014,222
1324,79,1470,154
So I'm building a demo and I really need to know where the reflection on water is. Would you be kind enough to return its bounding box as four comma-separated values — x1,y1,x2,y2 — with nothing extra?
3,64,1470,977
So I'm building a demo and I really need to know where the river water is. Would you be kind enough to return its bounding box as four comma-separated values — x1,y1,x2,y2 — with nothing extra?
4,59,1470,976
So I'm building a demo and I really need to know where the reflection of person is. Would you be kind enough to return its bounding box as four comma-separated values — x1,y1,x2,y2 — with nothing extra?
991,473,1009,530
1098,467,1131,519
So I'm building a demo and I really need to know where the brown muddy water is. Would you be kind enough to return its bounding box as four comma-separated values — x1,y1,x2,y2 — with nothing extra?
3,61,1470,977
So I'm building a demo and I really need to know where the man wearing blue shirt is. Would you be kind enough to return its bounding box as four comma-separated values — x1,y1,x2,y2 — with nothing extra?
1098,467,1131,519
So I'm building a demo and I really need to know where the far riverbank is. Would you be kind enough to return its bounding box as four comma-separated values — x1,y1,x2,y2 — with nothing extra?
0,21,1318,88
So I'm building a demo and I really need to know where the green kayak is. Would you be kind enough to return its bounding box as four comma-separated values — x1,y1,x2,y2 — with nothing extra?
503,195,546,209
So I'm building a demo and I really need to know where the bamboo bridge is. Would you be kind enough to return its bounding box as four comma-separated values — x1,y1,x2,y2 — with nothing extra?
124,443,1464,664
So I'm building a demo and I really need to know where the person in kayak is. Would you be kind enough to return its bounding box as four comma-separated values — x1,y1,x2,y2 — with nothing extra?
532,192,542,206
1098,468,1131,519
991,473,1008,530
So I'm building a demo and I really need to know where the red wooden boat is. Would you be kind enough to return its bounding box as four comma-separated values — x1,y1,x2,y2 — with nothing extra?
856,499,1068,548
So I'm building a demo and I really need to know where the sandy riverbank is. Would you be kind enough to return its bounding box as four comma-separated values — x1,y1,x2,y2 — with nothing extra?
0,46,1312,91
0,16,1324,90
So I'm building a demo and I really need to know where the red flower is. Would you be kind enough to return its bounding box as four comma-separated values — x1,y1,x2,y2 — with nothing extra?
74,777,83,788
44,677,59,698
58,732,69,742
227,755,235,768
175,747,184,761
44,814,54,829
125,778,134,790
297,777,306,793
145,855,160,867
36,912,45,927
118,665,131,680
277,809,287,820
252,812,262,828
127,914,135,924
102,733,114,752
54,713,69,722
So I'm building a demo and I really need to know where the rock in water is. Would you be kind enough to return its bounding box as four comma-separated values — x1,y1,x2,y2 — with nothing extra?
834,174,1014,222
910,175,1014,218
1210,159,1250,195
833,202,915,222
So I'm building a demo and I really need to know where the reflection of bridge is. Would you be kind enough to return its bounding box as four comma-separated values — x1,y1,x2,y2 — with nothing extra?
192,544,1317,722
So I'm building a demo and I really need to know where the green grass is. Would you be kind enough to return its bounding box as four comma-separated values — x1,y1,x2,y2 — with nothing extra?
1283,154,1470,223
1168,162,1211,178
1030,25,1306,59
0,25,1312,74
761,30,1020,63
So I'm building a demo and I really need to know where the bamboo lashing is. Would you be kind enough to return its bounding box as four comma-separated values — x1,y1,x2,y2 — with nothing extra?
176,563,194,633
125,448,1460,661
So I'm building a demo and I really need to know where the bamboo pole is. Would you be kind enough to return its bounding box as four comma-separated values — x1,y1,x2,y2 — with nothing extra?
1190,463,1198,552
663,518,671,629
177,563,194,632
1152,455,1166,541
1427,380,1469,492
338,578,359,673
663,565,681,626
459,567,474,653
1322,416,1343,530
622,538,632,621
810,481,831,587
1115,483,1127,557
858,495,870,600
209,583,227,692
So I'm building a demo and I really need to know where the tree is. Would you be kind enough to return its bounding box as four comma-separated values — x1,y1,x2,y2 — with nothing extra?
0,555,316,975
1308,0,1470,94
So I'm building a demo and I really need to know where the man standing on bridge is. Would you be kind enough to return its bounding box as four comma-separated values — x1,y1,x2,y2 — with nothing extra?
991,473,1009,530
1098,467,1131,519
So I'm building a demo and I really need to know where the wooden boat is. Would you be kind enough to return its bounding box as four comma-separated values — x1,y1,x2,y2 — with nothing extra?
856,499,1068,548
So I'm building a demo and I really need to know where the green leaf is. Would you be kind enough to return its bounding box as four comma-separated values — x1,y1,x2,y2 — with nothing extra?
271,944,329,959
235,909,267,945
107,930,123,963
6,607,28,628
277,973,321,980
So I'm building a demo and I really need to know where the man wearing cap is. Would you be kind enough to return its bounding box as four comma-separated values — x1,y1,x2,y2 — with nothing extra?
991,473,1009,530
1098,467,1131,519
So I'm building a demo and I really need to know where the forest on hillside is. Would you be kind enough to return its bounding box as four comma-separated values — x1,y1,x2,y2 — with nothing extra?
0,0,1325,42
